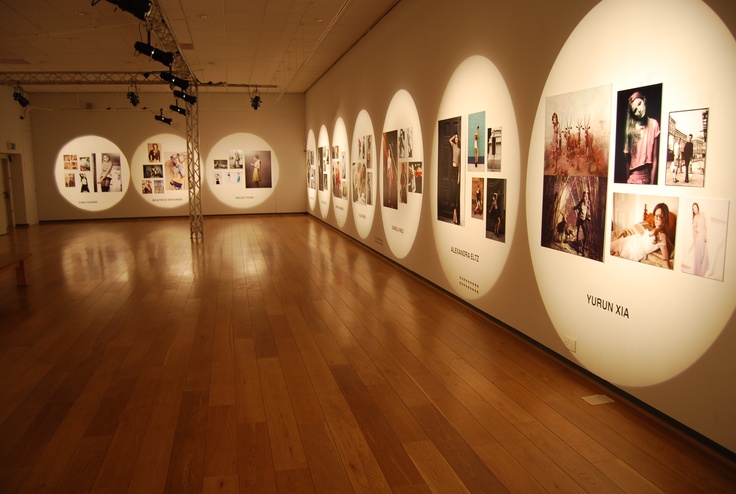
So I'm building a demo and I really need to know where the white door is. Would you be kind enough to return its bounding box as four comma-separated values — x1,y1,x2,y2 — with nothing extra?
0,157,10,235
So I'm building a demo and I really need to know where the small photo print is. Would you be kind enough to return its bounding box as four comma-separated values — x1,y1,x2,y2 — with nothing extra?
486,178,506,242
399,127,413,159
164,152,186,191
472,177,484,220
143,164,163,179
64,173,76,188
79,156,91,171
487,127,502,172
142,180,153,194
229,150,244,169
148,143,162,162
545,84,611,177
383,130,399,210
614,83,663,185
399,162,408,204
214,159,228,170
610,193,678,270
408,161,422,194
679,197,729,281
665,108,708,187
541,175,606,261
468,112,485,169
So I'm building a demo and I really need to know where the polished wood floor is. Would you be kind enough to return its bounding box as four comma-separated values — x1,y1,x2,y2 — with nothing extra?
0,214,734,493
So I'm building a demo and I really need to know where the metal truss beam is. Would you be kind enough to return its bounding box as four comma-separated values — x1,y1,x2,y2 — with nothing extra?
0,72,165,87
186,84,203,241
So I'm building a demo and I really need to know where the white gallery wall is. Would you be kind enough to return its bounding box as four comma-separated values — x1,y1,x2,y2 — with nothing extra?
304,0,736,453
27,91,306,220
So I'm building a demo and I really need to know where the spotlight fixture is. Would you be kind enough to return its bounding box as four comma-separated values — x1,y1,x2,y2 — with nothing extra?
173,90,196,105
154,109,172,125
158,71,190,91
250,92,261,110
134,41,174,67
102,0,151,21
169,104,187,116
12,88,29,108
126,82,140,106
127,91,140,106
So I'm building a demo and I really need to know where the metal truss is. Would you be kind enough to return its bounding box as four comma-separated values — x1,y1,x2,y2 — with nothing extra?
1,1,204,240
186,84,204,241
0,71,162,87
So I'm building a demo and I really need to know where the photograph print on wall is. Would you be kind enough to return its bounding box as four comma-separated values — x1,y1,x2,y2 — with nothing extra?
545,84,611,178
665,108,709,187
486,178,506,242
679,197,728,281
610,193,679,270
613,83,663,185
541,175,606,261
468,111,485,169
437,116,462,225
487,127,502,172
382,130,398,210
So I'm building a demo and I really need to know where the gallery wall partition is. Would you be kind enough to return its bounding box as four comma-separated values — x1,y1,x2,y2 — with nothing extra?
304,0,736,454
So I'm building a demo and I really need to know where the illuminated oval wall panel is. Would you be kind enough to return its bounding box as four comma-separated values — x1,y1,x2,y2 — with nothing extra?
526,0,736,386
206,133,279,208
131,133,188,208
317,124,331,219
431,56,520,298
306,129,317,212
331,117,350,228
55,135,130,211
351,110,377,239
380,90,423,259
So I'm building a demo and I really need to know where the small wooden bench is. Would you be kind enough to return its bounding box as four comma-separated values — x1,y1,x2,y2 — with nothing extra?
0,252,31,287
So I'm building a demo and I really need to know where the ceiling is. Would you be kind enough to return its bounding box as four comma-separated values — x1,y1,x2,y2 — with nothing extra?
0,0,399,94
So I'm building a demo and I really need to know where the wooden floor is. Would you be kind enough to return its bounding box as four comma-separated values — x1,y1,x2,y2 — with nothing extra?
0,214,734,493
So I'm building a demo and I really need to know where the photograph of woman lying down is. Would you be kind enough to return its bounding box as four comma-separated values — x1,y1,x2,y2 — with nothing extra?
610,194,678,270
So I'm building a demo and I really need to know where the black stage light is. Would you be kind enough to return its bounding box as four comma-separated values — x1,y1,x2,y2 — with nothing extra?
250,94,261,110
169,104,187,116
154,109,172,124
104,0,151,21
173,90,196,104
127,91,140,106
159,71,190,91
134,41,174,67
13,90,29,108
